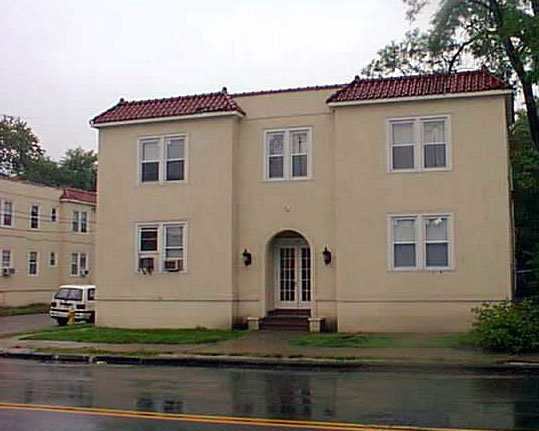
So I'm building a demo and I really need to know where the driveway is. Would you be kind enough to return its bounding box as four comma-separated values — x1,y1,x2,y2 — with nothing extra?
0,314,55,335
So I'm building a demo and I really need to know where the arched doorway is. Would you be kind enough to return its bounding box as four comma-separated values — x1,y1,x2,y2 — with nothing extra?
267,230,312,311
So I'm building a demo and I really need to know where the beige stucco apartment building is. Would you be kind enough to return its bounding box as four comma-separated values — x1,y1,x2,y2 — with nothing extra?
0,177,96,306
92,69,513,332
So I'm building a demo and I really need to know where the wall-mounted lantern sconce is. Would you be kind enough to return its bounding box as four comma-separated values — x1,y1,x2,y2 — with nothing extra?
241,249,252,266
322,246,332,265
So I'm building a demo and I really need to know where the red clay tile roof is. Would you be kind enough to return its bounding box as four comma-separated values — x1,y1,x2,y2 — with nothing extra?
60,188,97,205
92,88,245,125
327,68,511,103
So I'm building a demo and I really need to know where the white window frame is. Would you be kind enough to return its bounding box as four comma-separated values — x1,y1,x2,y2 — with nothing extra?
388,213,454,271
1,249,12,269
138,135,188,185
28,251,39,276
0,199,14,228
49,251,57,267
136,221,187,274
72,210,89,234
70,252,88,276
264,127,313,181
29,204,40,230
387,116,451,173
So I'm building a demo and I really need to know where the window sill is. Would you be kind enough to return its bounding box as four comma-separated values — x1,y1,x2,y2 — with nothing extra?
388,267,455,273
388,167,452,174
139,180,188,186
264,177,313,183
135,271,187,276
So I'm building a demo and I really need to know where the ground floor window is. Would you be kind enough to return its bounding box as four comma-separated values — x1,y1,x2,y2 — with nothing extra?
390,213,453,270
137,222,186,274
70,252,88,276
2,250,11,268
28,251,38,275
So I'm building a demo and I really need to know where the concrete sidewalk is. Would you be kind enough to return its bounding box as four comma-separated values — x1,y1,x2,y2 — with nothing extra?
2,329,539,369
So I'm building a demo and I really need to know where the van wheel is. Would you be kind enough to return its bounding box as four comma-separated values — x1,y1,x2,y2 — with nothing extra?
56,318,68,326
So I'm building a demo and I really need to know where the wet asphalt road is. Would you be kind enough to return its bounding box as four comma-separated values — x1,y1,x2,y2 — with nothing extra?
1,359,539,430
0,313,55,335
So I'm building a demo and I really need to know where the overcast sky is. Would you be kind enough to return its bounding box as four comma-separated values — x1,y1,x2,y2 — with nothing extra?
0,0,435,160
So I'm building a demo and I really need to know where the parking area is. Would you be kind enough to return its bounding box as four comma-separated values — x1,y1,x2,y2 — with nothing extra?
0,314,55,335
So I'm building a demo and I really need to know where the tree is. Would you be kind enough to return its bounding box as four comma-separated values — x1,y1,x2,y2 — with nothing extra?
363,0,539,151
59,147,97,191
510,107,539,297
0,115,44,174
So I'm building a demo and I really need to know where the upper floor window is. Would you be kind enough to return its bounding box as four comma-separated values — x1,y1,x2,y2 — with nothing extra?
137,222,186,274
72,211,88,233
389,214,453,271
0,199,13,227
51,208,57,222
140,135,187,183
265,128,312,180
30,205,39,229
388,117,450,172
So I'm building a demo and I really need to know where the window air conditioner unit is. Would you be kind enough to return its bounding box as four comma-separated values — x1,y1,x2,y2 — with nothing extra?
2,268,14,277
164,259,183,272
139,257,155,274
80,269,89,277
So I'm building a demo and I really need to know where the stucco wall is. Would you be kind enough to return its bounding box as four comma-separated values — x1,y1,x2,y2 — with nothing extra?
333,95,512,332
96,117,237,328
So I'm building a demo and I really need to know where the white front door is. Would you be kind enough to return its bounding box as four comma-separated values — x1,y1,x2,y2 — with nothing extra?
275,245,311,309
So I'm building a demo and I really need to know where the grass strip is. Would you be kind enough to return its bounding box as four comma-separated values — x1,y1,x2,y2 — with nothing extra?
21,326,246,345
291,333,473,348
0,303,49,317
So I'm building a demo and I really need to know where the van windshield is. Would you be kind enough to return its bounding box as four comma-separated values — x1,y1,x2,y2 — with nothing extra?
54,288,83,301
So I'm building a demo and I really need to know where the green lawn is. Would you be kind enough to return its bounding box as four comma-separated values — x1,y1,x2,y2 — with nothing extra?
22,325,246,345
0,303,49,317
291,333,472,348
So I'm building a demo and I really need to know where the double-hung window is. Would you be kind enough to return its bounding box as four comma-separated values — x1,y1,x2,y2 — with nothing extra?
389,116,450,171
137,222,186,273
2,250,12,269
51,208,57,222
70,252,88,276
72,211,88,233
390,214,452,270
140,135,187,183
28,251,38,276
49,251,57,267
0,199,13,227
30,205,39,229
265,128,312,180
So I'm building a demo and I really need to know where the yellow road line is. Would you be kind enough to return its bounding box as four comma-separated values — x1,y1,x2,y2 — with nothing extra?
0,402,492,431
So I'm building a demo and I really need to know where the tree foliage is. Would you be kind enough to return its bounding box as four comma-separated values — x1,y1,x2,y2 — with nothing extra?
0,116,43,174
510,106,539,296
363,0,539,151
1,115,97,191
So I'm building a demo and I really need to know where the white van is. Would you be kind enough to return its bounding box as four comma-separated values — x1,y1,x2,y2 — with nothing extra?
49,285,96,326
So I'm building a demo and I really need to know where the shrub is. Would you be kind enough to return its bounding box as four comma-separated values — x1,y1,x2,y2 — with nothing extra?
472,300,539,353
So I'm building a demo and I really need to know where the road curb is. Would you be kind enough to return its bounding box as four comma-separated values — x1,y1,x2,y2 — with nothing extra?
3,349,539,371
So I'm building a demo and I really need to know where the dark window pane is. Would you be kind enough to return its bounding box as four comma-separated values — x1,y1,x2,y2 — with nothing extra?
394,244,416,267
166,160,184,181
142,162,159,182
269,156,283,178
424,144,446,168
141,229,158,251
292,154,308,177
426,243,448,267
392,146,414,169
